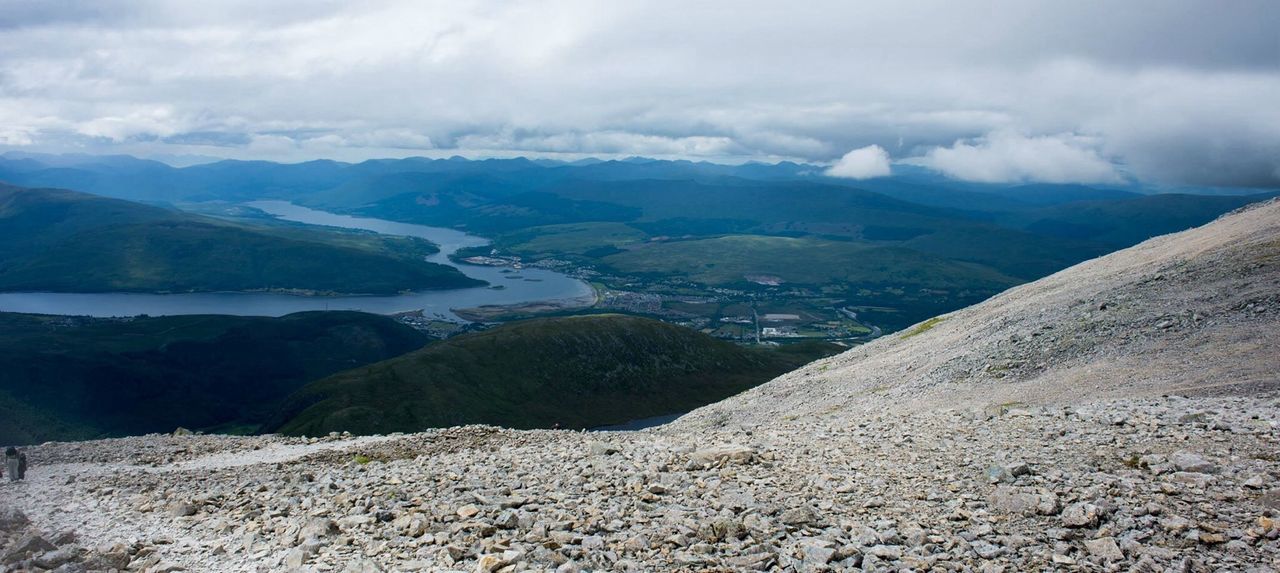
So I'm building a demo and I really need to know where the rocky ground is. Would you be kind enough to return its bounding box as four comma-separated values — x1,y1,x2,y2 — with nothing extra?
1,202,1277,572
1,394,1278,572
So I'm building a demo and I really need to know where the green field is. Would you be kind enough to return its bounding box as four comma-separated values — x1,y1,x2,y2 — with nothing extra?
495,222,648,256
601,235,1021,289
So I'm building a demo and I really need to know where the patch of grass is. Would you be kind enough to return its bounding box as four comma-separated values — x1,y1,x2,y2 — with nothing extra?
353,454,372,465
900,316,946,339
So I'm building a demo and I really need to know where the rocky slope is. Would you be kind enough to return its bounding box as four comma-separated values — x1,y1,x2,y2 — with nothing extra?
676,197,1280,429
1,200,1278,572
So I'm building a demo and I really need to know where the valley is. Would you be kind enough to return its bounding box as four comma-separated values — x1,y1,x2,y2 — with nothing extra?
1,155,1275,446
3,193,1276,573
3,155,1272,344
1,6,1276,572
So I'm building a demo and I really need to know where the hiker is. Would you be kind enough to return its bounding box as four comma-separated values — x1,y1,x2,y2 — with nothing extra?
17,449,27,480
4,448,17,483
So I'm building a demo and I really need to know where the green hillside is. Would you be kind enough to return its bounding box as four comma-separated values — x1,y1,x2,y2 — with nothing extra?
0,311,432,445
268,314,841,436
0,184,483,294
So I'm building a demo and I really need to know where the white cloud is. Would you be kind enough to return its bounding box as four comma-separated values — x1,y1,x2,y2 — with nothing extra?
825,145,892,179
913,131,1123,184
455,130,742,158
0,1,1276,186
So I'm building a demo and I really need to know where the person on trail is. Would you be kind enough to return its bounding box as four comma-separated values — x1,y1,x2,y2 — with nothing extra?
4,448,17,483
17,449,27,480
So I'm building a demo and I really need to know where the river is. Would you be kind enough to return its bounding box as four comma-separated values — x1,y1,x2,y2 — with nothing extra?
0,201,593,320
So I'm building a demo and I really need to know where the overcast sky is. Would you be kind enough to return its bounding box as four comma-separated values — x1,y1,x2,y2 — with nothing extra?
1,0,1277,186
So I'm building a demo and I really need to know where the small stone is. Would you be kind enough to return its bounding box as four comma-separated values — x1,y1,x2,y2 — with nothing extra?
300,518,338,540
476,554,506,572
688,444,755,466
985,464,1013,483
623,535,650,553
168,502,198,517
284,548,307,568
799,540,836,564
144,564,186,573
990,486,1058,516
779,506,818,526
494,510,518,529
32,549,77,569
1083,537,1123,561
457,504,481,519
1160,516,1192,532
587,441,619,456
867,545,903,559
1198,532,1226,544
971,540,1004,559
1006,460,1031,476
1168,451,1217,474
581,535,605,550
1062,502,1101,528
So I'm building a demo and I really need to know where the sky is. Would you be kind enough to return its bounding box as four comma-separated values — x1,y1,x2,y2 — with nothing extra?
0,0,1277,187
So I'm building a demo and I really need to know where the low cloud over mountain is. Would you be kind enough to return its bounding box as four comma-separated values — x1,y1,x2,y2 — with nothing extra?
0,1,1276,187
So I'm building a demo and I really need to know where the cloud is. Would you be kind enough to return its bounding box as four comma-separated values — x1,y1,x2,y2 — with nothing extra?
913,131,1123,184
455,130,742,158
825,145,892,179
0,1,1276,186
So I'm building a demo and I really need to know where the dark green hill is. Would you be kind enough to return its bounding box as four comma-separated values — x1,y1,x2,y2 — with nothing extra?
0,184,483,293
0,311,433,445
267,315,840,436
